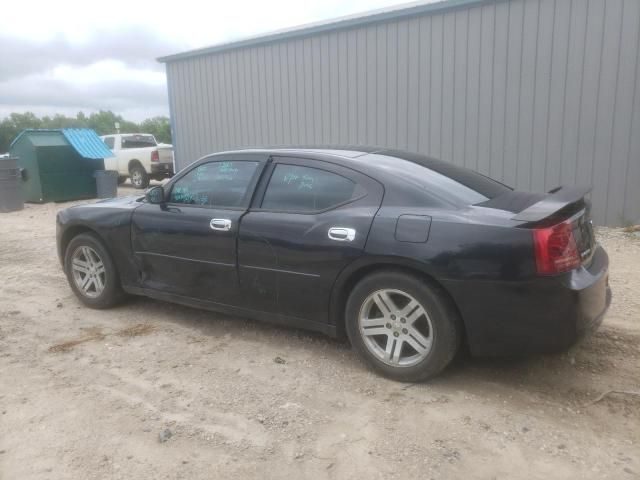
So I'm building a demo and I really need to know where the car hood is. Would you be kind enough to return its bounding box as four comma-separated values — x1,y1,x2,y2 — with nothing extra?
70,195,144,210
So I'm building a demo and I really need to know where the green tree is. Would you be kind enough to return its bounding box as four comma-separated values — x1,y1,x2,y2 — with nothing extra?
0,111,173,153
0,113,42,153
139,116,172,144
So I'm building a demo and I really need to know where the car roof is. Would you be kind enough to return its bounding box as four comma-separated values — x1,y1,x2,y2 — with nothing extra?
202,146,511,206
234,146,382,158
208,146,457,184
214,146,458,179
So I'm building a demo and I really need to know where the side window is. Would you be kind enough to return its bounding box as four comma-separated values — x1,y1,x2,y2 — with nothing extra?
103,137,114,149
261,164,357,212
169,161,259,208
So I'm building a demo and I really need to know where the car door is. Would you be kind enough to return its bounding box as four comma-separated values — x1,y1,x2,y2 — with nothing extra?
237,155,384,325
131,153,268,304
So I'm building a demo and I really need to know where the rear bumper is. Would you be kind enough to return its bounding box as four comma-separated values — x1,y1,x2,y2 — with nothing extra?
442,245,611,356
151,163,174,177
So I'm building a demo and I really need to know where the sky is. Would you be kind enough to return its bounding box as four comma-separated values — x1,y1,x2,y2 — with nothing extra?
0,0,432,122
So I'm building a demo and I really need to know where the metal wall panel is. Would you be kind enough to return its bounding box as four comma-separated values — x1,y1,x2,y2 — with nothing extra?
164,0,640,226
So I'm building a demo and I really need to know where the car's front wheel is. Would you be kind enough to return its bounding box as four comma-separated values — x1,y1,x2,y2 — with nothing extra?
345,271,461,382
64,233,126,309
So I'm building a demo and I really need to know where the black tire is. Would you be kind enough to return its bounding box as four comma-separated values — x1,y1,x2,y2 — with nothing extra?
64,233,126,309
345,270,461,382
129,165,149,189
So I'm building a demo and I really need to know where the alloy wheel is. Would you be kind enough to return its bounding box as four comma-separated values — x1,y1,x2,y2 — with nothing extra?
358,289,434,367
71,246,106,298
131,170,143,187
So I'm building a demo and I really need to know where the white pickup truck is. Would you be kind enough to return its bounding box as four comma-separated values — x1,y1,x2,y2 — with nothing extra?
101,133,174,189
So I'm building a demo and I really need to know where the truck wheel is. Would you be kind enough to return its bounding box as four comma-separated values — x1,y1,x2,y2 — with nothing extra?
130,166,149,189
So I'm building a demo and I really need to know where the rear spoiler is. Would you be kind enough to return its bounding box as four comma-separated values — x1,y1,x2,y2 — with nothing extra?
512,186,591,222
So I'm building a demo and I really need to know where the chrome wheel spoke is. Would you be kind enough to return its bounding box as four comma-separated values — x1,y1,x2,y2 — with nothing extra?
80,273,93,291
373,291,396,315
361,317,387,328
81,247,95,266
71,258,90,274
93,274,104,291
384,338,403,364
399,300,425,324
362,326,389,337
398,298,418,318
405,328,431,354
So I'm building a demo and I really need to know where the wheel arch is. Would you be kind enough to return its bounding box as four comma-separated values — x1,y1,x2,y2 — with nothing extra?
59,225,112,270
128,159,144,172
329,257,466,342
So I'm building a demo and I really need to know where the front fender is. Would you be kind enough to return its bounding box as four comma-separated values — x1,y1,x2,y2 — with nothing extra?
56,199,142,286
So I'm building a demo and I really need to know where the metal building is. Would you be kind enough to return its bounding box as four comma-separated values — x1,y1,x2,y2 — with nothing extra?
159,0,640,226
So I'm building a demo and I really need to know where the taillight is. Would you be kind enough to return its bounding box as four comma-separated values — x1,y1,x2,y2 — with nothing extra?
151,150,159,162
532,220,581,275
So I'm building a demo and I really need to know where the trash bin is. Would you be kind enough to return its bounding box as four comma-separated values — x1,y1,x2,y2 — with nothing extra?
0,156,24,213
94,170,119,199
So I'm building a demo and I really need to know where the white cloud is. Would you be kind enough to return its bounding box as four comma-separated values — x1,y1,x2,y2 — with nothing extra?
2,0,425,47
0,63,169,121
0,0,440,121
51,61,165,88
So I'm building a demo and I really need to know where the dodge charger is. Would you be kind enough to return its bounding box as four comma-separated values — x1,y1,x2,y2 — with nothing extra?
56,148,611,381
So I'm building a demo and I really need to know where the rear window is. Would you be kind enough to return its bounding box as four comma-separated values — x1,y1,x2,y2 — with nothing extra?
385,150,510,197
374,150,512,205
121,135,156,149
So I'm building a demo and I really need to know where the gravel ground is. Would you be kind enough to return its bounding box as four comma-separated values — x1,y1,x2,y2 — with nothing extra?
1,188,639,479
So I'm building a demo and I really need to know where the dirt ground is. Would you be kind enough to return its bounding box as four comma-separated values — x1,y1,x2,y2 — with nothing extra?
1,186,639,479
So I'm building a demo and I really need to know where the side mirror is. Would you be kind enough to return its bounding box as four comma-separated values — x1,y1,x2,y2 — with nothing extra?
145,186,165,205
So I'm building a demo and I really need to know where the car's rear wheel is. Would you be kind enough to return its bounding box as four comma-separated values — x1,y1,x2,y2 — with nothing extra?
64,233,126,309
345,271,461,382
130,165,149,189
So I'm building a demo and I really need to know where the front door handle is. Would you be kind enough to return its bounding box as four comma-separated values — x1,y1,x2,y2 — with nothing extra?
328,227,356,242
210,218,232,231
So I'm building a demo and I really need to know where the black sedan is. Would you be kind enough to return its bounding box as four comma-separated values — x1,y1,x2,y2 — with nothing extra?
56,148,611,381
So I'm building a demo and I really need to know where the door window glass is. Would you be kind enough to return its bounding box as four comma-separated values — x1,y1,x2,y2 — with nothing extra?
102,137,114,149
262,164,356,212
169,161,259,208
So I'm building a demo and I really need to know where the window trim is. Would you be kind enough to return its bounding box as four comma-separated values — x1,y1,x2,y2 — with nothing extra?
252,160,367,215
164,158,264,211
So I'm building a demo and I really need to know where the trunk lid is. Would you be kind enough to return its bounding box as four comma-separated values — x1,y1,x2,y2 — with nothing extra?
476,186,596,265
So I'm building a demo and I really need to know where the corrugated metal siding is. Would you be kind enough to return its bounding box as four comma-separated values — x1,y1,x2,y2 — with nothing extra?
165,0,640,226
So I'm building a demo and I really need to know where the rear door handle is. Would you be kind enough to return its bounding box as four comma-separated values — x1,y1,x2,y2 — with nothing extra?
210,218,232,231
328,227,356,242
